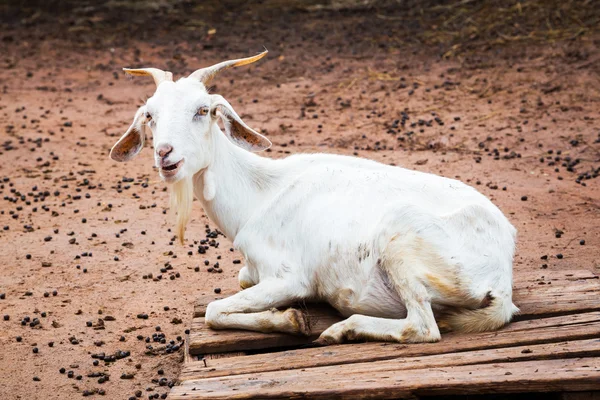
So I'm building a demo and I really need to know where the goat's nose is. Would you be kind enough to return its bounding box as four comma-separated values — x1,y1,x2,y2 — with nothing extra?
156,144,173,158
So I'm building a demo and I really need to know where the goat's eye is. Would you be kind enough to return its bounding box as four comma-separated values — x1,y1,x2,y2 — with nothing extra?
195,107,209,118
145,112,152,121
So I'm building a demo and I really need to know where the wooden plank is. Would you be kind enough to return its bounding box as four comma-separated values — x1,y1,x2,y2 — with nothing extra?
514,269,598,280
183,333,193,364
189,270,599,355
194,289,238,318
513,269,598,281
193,285,600,318
206,352,246,360
189,288,600,355
189,305,342,355
516,281,600,295
516,298,600,319
178,339,600,388
517,288,600,303
183,312,600,378
170,357,600,399
180,336,600,382
193,270,599,317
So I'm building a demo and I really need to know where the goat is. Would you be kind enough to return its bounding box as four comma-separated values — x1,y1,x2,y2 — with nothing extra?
110,51,518,344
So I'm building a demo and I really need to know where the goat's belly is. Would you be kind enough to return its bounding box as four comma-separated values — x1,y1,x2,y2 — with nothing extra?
319,260,408,319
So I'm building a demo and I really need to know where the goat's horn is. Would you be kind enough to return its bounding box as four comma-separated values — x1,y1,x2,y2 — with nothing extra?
189,50,268,85
123,67,173,87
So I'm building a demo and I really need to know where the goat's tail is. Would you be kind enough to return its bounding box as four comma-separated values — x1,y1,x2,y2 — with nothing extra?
441,291,519,333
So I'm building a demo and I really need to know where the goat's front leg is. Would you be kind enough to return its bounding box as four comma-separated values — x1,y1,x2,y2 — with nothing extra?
205,279,311,336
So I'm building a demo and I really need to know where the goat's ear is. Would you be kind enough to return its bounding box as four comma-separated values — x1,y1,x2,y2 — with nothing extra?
110,107,147,162
210,95,271,152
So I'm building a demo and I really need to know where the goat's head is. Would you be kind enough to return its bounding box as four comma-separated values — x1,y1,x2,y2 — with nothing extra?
110,50,271,182
110,51,271,242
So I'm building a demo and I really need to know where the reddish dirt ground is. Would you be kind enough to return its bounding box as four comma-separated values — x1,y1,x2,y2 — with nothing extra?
0,2,599,399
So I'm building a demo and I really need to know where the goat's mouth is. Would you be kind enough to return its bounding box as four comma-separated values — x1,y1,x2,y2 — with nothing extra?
160,159,184,178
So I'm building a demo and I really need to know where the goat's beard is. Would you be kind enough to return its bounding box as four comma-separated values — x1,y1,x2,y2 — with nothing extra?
170,175,194,244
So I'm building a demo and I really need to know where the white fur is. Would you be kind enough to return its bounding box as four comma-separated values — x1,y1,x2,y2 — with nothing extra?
112,64,518,344
202,169,216,201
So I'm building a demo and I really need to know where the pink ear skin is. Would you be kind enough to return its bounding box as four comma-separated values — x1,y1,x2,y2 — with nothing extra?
110,109,146,162
211,96,271,152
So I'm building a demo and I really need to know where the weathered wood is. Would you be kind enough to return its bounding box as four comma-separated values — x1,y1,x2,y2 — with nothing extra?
184,312,600,378
189,280,600,355
178,339,600,388
180,335,600,381
183,333,194,364
516,281,600,296
189,305,342,355
515,298,600,319
193,269,599,317
194,289,238,318
205,352,246,360
513,269,598,282
181,272,600,398
170,357,600,399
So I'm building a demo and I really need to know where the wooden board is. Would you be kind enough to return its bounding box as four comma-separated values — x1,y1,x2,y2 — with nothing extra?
181,338,600,381
189,269,600,355
193,269,599,318
171,356,600,399
177,270,600,399
182,311,600,379
189,304,342,355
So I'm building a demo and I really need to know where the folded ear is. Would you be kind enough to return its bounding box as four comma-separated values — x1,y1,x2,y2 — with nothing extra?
110,107,147,162
210,95,271,152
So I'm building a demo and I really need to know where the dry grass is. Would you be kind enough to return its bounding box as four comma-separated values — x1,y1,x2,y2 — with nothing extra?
2,0,598,58
372,0,599,57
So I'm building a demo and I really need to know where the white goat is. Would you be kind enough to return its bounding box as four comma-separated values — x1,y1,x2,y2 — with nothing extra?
110,51,518,344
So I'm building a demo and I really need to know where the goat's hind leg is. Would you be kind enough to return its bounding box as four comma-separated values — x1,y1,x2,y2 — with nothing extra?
317,234,442,345
316,297,440,345
205,279,311,336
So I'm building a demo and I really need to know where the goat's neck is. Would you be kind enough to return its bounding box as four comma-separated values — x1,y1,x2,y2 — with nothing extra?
193,126,277,240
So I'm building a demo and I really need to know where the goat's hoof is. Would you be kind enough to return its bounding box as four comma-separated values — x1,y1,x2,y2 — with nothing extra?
284,308,311,336
316,318,355,344
314,332,343,345
313,336,337,346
